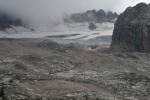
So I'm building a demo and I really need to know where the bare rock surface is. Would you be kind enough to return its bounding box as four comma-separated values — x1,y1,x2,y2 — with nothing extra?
0,12,23,31
111,3,150,53
64,9,118,23
0,39,150,100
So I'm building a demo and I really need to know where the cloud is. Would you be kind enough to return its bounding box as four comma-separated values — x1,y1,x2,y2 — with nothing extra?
0,0,149,23
113,0,150,13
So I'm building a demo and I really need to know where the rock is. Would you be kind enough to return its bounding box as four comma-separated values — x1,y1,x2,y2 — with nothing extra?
114,12,119,18
107,11,115,21
110,3,150,53
0,83,5,100
85,10,97,22
69,13,83,22
97,9,107,22
0,12,23,31
64,9,118,23
89,22,97,30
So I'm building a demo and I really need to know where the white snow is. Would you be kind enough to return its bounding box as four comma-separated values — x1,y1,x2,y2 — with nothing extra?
0,22,114,40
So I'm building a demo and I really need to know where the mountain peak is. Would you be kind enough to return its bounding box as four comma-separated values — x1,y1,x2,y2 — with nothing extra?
64,9,118,23
110,3,150,53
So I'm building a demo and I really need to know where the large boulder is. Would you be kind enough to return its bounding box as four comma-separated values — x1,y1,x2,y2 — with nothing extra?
110,3,150,53
89,22,97,30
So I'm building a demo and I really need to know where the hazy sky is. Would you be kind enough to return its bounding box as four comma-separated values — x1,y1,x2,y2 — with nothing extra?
0,0,149,23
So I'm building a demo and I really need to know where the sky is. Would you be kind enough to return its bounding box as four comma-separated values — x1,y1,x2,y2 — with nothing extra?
0,0,149,23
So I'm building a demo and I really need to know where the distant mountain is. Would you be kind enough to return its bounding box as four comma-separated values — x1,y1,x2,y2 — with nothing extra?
64,9,119,23
0,12,24,31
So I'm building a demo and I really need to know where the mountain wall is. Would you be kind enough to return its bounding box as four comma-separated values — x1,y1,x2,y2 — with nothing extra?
0,12,24,31
64,9,118,23
110,3,150,53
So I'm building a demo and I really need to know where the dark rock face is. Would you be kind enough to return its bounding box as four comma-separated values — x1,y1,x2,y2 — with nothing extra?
110,3,150,53
64,9,118,23
89,22,97,30
0,12,23,31
107,11,115,21
84,10,97,22
97,9,107,22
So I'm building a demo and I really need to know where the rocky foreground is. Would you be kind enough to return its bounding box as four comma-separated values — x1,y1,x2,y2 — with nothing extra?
1,3,150,100
0,39,150,100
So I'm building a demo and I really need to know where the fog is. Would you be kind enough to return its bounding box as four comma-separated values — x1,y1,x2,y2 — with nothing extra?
0,0,149,23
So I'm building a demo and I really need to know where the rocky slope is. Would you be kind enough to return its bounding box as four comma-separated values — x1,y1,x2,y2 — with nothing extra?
0,39,150,100
64,9,118,23
110,3,150,53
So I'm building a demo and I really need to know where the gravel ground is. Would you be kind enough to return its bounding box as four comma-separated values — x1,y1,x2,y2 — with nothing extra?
0,39,150,100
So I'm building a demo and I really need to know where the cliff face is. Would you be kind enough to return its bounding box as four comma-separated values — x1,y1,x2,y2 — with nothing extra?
0,12,23,31
110,3,150,53
64,9,118,23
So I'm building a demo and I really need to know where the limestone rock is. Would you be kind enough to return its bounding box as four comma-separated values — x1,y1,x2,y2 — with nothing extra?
110,3,150,53
0,12,23,31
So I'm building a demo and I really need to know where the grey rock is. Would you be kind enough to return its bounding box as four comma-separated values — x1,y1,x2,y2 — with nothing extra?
0,12,23,31
114,12,119,18
107,11,115,21
97,9,107,22
110,3,150,53
89,22,97,30
64,9,118,23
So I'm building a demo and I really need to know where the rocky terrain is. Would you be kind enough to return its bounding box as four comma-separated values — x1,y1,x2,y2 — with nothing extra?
0,39,150,100
64,9,118,23
111,3,150,53
1,2,150,100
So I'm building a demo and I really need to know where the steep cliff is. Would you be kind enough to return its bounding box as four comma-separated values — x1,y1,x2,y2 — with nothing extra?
110,3,150,53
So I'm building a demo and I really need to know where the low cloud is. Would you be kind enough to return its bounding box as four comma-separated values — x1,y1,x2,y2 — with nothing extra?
0,0,149,24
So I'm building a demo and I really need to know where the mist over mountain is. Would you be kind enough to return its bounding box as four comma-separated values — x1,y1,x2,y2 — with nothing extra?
0,9,118,32
64,9,118,23
0,0,148,26
0,12,25,31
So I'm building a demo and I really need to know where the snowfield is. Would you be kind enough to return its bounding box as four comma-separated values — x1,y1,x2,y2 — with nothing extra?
0,22,114,45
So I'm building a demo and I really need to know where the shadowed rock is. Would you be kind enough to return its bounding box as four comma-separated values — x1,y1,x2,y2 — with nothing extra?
107,11,115,21
97,9,107,22
0,12,23,31
89,22,97,30
64,9,118,23
110,3,150,53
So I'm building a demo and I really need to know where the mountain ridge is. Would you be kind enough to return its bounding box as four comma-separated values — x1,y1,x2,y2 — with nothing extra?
64,9,118,23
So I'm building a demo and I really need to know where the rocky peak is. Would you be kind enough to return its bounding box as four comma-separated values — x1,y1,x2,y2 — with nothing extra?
107,11,115,21
0,12,23,31
110,2,150,53
114,12,119,18
97,9,107,17
97,9,107,22
64,9,118,23
85,10,97,21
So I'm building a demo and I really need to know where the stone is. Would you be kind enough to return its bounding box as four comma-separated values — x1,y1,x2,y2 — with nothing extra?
107,11,115,21
110,3,150,53
97,9,107,22
0,12,23,31
64,9,118,23
89,22,97,30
